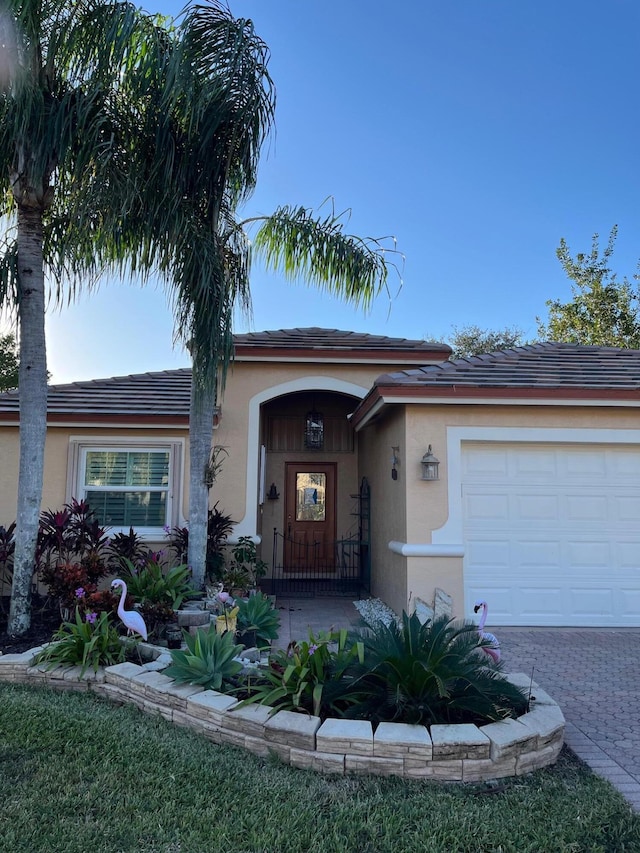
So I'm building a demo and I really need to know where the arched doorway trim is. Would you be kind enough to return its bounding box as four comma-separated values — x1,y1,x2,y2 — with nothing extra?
232,376,368,540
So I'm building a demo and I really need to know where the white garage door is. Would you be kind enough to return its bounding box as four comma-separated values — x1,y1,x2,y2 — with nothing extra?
462,442,640,627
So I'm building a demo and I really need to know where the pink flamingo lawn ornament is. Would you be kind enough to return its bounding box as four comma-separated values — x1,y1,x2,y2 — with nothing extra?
111,578,148,641
473,600,500,663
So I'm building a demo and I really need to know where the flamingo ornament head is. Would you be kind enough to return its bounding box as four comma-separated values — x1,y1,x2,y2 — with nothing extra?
473,599,500,664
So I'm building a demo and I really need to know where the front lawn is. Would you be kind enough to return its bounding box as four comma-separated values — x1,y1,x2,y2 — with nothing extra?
1,685,638,853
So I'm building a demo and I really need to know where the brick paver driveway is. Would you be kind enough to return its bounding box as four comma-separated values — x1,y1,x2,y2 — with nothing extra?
500,627,640,811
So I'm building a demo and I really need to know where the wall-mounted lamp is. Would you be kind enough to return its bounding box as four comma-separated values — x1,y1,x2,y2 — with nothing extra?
420,445,440,481
391,446,400,480
267,483,280,500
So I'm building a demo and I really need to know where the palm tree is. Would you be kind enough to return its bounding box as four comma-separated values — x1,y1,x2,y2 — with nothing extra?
139,3,395,587
0,1,174,634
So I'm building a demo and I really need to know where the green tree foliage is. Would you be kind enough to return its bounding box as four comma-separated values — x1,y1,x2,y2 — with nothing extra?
538,226,640,348
0,332,19,391
447,324,530,358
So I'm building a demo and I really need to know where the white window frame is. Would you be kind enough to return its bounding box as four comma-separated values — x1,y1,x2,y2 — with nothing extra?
67,437,185,538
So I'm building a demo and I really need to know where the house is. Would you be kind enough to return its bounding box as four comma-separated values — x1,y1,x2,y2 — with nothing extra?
1,329,639,628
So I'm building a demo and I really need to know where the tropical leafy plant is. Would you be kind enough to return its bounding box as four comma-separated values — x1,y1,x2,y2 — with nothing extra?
167,504,235,582
235,592,280,649
224,536,268,590
34,608,125,676
108,527,150,570
117,559,195,611
164,626,243,691
344,613,528,726
242,629,364,718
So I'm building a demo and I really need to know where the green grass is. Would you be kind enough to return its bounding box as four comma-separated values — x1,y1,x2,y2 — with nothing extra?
0,685,638,853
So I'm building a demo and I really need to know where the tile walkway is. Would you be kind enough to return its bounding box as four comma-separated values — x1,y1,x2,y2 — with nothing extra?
274,597,640,812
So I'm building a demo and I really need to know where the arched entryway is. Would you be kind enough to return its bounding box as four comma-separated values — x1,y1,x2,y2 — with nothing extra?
258,390,370,596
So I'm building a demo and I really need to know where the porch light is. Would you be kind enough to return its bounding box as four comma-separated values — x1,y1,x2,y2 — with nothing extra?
304,409,324,449
420,445,440,481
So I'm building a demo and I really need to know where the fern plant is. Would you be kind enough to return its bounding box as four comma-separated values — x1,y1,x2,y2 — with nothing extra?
163,627,243,691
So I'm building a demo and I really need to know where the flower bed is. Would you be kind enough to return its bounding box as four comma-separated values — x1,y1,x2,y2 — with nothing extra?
0,648,564,781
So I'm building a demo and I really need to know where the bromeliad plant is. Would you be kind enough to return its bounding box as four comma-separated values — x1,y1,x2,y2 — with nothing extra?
34,608,125,676
344,612,528,726
242,628,364,719
164,626,243,691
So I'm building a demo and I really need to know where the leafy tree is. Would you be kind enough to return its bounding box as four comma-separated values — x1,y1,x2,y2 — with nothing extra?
538,226,640,347
0,332,19,391
447,324,530,359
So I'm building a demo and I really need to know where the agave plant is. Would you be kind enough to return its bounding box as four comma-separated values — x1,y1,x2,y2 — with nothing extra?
163,627,243,691
345,612,528,726
235,592,280,649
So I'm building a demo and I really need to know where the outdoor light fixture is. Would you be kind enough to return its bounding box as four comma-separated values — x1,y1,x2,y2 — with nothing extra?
304,408,324,449
267,483,280,500
391,446,400,480
420,445,440,481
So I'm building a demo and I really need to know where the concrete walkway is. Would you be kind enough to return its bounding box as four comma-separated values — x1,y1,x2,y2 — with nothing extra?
274,597,640,811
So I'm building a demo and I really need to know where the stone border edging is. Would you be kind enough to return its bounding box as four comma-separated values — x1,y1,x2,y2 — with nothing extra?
0,649,564,780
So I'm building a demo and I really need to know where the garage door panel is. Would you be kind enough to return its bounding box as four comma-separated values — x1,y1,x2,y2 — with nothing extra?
463,448,509,476
466,539,510,567
615,542,640,567
569,587,615,617
516,494,559,520
511,449,558,477
620,588,640,616
614,495,640,520
464,492,509,521
565,494,608,521
610,449,640,477
463,442,640,627
566,540,611,569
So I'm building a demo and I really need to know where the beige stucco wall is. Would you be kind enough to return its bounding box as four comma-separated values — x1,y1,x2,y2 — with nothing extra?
360,400,640,619
357,406,408,615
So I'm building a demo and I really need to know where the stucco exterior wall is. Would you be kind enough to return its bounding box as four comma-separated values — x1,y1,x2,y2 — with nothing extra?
357,407,408,615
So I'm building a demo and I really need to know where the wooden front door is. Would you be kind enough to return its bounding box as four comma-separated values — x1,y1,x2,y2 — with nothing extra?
284,462,336,572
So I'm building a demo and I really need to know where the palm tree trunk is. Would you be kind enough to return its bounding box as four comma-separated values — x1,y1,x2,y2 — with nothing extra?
187,379,216,590
8,206,48,635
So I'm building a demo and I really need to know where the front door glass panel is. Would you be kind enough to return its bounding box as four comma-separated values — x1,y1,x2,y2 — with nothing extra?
295,472,326,521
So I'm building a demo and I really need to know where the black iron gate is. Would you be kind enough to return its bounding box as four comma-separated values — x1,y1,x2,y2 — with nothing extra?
263,478,370,597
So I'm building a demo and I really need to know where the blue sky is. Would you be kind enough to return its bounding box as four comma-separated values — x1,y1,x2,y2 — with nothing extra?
44,0,640,383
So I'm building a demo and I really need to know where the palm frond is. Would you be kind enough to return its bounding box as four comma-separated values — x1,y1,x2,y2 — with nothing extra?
252,204,401,311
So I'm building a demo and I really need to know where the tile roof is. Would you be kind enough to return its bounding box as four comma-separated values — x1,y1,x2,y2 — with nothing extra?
0,368,192,421
233,327,450,354
0,328,450,422
375,343,640,391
